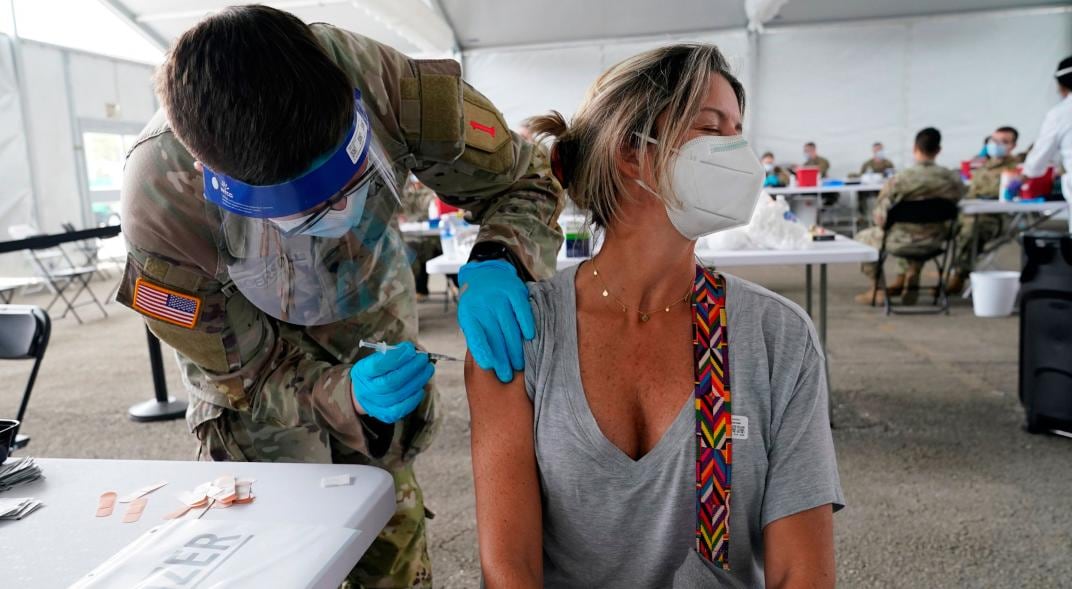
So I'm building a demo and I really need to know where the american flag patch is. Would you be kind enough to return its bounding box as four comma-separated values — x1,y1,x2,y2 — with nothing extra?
132,278,202,329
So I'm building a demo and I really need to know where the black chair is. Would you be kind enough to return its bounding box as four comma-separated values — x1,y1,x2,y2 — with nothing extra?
871,198,960,315
0,305,51,450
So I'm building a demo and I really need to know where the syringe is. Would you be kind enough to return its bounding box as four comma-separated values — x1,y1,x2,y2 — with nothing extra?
359,339,461,363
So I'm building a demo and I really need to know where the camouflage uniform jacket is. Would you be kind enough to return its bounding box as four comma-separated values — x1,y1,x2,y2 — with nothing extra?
968,155,1019,199
116,24,564,467
804,156,831,177
860,157,895,176
872,160,965,246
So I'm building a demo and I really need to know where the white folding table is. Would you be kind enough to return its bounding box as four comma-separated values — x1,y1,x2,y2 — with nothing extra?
428,236,878,351
0,458,395,588
766,182,886,234
958,199,1070,269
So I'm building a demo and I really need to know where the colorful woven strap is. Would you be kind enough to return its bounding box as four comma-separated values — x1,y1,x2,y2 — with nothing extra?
693,265,732,569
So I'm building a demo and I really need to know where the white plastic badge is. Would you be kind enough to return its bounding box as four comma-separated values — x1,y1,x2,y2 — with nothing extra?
732,415,749,440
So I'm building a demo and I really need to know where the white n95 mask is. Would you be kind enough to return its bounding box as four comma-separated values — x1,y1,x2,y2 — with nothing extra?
635,134,764,240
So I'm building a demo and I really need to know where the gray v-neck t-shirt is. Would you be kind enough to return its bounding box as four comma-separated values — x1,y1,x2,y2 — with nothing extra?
523,266,844,588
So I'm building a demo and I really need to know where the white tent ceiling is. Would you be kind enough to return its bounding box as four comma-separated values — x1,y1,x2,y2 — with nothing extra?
102,0,1067,54
98,0,457,56
440,0,1065,48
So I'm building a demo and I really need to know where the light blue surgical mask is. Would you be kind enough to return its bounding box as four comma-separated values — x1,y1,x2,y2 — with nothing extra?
271,172,374,239
985,141,1007,158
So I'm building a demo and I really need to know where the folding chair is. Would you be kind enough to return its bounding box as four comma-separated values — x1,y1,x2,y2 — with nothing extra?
0,305,51,451
8,225,108,324
871,198,960,315
61,222,109,278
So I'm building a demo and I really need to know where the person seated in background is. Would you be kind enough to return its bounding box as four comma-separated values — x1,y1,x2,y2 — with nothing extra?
949,125,1020,293
860,141,895,176
762,151,791,187
467,43,842,589
399,176,442,302
800,141,831,177
854,127,965,305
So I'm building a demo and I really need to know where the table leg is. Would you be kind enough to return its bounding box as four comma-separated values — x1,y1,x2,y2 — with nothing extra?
821,264,835,428
820,264,828,350
970,218,980,273
805,264,813,317
128,328,187,422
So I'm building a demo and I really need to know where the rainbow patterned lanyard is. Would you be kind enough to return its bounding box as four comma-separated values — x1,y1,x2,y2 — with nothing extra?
693,265,732,570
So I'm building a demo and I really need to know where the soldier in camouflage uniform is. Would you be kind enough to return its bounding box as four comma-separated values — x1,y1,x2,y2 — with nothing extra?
801,141,831,177
951,126,1020,293
859,142,895,176
116,7,562,588
399,178,441,299
855,128,965,305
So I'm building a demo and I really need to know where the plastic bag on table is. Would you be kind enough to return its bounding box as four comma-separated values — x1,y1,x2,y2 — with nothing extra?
744,194,810,250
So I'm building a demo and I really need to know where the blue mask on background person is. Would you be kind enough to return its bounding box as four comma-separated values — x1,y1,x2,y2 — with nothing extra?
985,141,1007,158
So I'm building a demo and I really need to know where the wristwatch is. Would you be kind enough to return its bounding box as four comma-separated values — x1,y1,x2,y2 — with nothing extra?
467,242,531,281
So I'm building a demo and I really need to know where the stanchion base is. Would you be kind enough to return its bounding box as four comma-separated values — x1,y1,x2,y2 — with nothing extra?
127,397,188,422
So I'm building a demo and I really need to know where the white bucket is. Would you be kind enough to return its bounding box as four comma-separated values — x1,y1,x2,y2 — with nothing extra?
969,271,1020,318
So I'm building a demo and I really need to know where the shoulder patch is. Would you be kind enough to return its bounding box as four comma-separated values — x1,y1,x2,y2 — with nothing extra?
463,94,510,154
132,278,202,329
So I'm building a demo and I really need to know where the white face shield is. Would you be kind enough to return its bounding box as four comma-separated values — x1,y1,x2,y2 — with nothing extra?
201,89,398,326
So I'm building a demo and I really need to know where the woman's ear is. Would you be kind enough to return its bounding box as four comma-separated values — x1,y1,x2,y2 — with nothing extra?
616,141,643,182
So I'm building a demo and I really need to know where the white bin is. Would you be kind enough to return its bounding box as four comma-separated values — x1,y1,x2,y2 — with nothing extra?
969,271,1020,318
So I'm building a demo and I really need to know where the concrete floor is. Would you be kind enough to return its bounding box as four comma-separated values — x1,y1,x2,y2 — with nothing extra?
1,243,1069,588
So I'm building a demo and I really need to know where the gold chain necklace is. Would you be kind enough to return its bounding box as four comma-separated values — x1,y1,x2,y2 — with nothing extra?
588,258,692,322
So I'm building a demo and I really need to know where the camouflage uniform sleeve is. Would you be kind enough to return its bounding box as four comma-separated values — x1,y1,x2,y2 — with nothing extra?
381,50,563,279
315,24,564,280
117,122,372,455
408,79,563,280
873,177,898,227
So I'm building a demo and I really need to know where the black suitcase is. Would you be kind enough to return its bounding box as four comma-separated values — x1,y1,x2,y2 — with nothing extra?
1019,231,1072,433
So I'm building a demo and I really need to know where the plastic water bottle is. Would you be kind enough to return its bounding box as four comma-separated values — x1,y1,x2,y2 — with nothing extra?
439,215,456,258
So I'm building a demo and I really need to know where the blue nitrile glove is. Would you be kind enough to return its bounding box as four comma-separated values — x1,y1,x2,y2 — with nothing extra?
457,259,535,383
351,341,434,424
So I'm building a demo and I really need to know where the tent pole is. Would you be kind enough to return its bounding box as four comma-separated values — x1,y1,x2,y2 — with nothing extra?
6,0,43,229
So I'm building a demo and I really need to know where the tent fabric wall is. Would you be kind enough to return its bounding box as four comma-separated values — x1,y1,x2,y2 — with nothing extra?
463,8,1072,179
20,42,80,235
757,10,1072,176
463,30,749,129
0,36,156,277
0,35,34,277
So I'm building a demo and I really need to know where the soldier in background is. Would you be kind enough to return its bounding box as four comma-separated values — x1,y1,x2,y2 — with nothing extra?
399,176,441,302
116,6,563,587
801,141,831,177
859,142,895,176
854,128,965,305
761,151,791,187
949,126,1020,293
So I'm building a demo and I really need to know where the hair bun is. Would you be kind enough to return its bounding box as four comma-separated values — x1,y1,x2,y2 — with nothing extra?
550,139,578,189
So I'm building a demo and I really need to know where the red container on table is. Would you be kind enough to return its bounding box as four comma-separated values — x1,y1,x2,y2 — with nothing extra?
1021,167,1054,199
960,160,973,180
796,166,820,187
436,199,460,215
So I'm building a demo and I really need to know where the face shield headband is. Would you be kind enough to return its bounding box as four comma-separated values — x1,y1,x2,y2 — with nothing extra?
202,89,372,219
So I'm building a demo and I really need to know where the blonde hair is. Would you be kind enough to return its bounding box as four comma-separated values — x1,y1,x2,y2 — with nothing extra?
530,44,744,227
